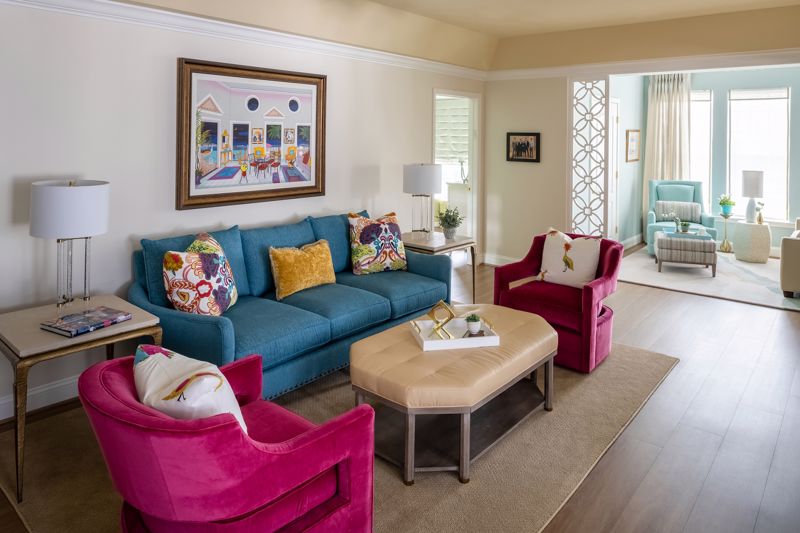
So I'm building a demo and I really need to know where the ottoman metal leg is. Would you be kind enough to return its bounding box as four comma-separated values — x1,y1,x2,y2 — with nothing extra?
459,413,470,483
404,414,415,485
544,358,554,411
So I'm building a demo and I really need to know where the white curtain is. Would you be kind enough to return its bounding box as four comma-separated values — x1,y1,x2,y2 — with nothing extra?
643,73,690,208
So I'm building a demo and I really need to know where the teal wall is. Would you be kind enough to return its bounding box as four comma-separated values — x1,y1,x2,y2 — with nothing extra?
610,75,646,244
692,67,800,245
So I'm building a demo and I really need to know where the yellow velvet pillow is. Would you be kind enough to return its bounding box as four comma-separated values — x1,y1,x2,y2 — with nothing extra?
269,239,336,300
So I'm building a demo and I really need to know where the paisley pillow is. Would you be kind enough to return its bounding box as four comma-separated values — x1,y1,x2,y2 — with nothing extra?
348,212,407,275
162,233,238,315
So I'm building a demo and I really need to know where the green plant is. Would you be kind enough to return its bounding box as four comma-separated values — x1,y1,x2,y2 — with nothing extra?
465,313,481,323
436,207,465,229
680,221,691,231
719,194,736,207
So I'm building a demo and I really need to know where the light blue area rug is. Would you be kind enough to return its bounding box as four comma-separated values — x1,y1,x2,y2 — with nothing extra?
620,248,800,312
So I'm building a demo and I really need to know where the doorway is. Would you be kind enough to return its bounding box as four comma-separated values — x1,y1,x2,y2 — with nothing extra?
608,98,620,241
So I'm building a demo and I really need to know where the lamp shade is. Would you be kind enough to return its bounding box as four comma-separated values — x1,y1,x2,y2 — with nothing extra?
30,180,110,239
742,170,764,198
403,164,442,195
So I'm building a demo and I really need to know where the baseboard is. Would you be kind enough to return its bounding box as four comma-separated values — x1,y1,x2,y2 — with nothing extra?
483,253,519,266
621,233,643,250
0,374,80,421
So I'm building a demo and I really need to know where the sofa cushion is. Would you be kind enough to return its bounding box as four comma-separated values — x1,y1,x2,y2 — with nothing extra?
655,200,701,223
308,211,368,273
336,271,447,318
224,296,330,368
269,240,336,300
272,283,391,340
657,184,694,203
241,220,316,296
141,226,250,308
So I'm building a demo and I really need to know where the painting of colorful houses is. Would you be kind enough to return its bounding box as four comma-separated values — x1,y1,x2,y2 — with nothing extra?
190,71,319,195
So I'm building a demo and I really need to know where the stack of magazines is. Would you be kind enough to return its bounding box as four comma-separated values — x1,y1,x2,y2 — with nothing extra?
41,306,132,338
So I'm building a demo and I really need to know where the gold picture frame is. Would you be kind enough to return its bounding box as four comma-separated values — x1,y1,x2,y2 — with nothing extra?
626,129,640,162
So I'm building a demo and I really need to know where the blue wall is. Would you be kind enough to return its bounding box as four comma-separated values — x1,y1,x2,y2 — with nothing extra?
610,75,647,244
692,66,800,244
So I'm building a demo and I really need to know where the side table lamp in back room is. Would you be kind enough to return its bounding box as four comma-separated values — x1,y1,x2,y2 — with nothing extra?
29,179,110,307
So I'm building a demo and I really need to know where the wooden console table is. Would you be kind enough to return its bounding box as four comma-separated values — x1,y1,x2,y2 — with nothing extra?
402,232,477,303
0,294,161,502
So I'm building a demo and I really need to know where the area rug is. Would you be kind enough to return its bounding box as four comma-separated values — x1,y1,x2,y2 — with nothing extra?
620,248,799,312
206,166,239,180
0,345,677,533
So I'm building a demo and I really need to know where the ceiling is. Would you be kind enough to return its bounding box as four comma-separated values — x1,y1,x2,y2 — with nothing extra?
370,0,800,37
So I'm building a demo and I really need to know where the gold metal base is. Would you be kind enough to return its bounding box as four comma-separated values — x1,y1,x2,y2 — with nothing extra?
720,239,733,253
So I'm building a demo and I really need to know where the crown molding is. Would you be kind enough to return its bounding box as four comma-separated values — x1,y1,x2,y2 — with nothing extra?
0,0,488,81
488,48,800,80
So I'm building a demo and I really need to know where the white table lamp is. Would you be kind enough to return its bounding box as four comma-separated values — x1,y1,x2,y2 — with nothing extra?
403,164,442,233
30,179,110,307
742,170,764,223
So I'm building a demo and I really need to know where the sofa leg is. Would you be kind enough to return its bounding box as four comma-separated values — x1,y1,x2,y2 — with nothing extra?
784,290,795,298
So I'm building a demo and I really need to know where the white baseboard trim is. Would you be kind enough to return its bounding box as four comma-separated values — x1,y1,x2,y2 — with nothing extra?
621,233,644,250
0,374,80,421
483,253,520,266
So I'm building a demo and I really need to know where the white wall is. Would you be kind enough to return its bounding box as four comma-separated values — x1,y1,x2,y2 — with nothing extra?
484,77,568,264
0,3,483,417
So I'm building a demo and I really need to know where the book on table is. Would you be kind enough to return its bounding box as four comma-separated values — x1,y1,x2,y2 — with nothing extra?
40,306,132,338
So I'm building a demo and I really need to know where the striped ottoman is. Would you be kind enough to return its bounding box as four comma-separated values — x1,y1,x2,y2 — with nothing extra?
654,231,717,277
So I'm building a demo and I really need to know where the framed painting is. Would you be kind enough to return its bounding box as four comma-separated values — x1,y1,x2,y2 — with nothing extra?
626,129,640,162
506,132,540,163
176,58,326,209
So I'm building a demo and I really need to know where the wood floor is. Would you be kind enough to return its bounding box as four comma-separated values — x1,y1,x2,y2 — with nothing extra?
1,253,798,533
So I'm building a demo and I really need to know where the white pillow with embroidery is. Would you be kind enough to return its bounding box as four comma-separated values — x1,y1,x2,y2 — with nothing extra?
133,344,247,433
539,229,601,289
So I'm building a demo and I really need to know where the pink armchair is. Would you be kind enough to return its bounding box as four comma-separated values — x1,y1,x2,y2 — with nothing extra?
494,234,623,373
78,354,374,533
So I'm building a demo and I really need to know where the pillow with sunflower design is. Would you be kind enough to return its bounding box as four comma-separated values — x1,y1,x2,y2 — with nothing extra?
538,229,601,288
162,233,238,315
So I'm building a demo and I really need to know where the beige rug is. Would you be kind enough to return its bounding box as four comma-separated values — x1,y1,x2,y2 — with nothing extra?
0,345,677,533
620,247,800,312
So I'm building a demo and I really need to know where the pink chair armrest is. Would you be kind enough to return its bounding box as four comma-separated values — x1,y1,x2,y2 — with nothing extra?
582,276,616,309
494,258,539,304
220,354,263,406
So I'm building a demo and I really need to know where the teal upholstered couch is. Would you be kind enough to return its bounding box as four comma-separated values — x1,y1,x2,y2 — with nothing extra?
128,213,451,398
646,180,718,255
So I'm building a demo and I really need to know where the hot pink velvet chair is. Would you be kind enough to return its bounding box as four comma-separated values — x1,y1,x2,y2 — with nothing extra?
494,234,623,373
78,354,374,533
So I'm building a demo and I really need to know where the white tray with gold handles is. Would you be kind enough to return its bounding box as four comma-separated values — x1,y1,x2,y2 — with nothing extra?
409,317,500,351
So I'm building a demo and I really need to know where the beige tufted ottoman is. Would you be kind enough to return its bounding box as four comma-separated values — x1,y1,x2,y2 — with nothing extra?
350,304,557,484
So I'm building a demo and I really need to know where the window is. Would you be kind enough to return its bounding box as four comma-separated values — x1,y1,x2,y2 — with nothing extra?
728,88,789,220
689,90,712,210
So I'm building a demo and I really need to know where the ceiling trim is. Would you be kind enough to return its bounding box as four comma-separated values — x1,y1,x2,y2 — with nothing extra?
0,0,489,80
488,48,800,80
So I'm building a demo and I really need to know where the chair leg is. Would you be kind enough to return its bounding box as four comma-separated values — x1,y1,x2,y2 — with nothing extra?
658,259,662,272
712,264,717,277
784,290,795,298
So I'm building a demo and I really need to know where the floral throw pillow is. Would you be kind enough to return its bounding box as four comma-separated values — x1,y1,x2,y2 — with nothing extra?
162,233,238,315
348,212,407,275
538,229,601,288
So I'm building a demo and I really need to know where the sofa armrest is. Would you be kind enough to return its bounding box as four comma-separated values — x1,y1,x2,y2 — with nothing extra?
701,213,716,228
406,250,452,303
128,282,236,367
220,354,263,405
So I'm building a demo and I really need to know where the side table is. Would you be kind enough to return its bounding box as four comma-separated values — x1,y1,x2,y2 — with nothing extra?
402,232,477,303
0,294,161,502
734,221,771,263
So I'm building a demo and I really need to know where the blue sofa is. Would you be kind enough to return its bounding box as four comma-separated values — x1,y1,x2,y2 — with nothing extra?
646,180,718,255
128,213,451,398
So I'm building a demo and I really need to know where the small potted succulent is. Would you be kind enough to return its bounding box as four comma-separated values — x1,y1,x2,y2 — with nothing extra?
465,313,482,335
437,206,465,240
719,194,735,216
680,221,691,233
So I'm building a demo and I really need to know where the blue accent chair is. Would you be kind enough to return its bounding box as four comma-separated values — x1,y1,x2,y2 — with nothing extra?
646,180,718,254
128,213,452,398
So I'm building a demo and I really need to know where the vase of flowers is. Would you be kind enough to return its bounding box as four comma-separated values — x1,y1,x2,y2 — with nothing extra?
719,194,735,216
437,207,465,240
465,313,482,335
756,201,765,224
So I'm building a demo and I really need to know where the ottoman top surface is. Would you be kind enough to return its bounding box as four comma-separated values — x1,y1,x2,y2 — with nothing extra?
350,304,557,409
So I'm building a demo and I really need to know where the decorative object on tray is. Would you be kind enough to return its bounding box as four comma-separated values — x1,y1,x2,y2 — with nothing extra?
625,129,640,162
506,132,540,163
680,221,691,233
40,306,131,338
348,212,407,274
719,193,735,216
403,163,442,234
410,311,499,351
176,58,326,209
436,206,465,240
425,300,457,338
29,179,110,307
465,313,482,335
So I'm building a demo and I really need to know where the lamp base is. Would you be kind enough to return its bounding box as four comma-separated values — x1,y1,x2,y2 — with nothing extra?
745,197,757,224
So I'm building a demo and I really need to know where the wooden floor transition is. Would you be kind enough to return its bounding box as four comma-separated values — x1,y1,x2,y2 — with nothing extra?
1,251,798,532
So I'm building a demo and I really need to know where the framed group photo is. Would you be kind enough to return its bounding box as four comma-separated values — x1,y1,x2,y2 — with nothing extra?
506,132,540,163
176,58,326,209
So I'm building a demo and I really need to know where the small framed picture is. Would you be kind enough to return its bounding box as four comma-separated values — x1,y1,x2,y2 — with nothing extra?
626,129,640,162
506,132,540,163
